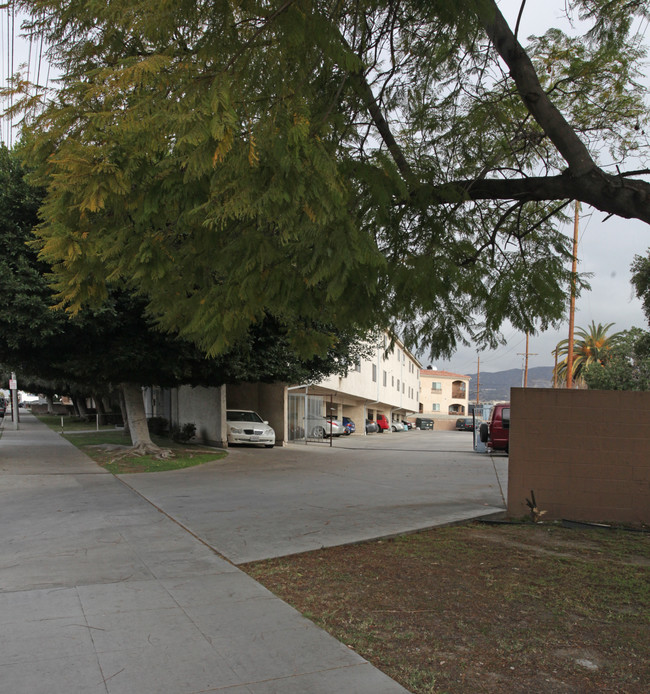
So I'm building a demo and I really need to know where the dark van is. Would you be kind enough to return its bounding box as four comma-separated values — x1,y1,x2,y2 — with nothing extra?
479,403,510,453
415,417,434,430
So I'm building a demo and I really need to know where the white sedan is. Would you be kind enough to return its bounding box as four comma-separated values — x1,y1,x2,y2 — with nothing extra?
226,410,275,448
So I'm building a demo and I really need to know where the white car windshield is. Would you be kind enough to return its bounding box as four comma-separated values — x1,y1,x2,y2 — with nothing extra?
227,411,264,423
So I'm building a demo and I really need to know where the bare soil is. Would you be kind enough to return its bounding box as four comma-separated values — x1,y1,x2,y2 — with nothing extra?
242,522,650,694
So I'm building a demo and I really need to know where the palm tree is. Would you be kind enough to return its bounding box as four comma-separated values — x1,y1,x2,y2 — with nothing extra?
554,321,622,387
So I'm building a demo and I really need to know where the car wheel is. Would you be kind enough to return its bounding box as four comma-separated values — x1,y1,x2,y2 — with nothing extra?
312,426,325,438
377,427,383,433
479,422,489,443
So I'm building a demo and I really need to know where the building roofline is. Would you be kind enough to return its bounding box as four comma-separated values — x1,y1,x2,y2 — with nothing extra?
420,369,471,380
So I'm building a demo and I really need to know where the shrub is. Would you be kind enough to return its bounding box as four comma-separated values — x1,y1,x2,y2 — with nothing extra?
172,422,196,443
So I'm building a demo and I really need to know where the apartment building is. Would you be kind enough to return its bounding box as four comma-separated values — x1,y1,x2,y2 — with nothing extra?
419,369,470,429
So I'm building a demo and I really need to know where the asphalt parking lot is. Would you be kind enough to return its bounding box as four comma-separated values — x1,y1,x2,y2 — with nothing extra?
122,429,508,564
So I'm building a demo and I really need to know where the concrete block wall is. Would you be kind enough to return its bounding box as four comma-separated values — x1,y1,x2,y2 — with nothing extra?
508,388,650,524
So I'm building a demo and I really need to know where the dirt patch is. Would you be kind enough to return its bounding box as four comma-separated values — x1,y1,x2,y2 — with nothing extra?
242,522,650,694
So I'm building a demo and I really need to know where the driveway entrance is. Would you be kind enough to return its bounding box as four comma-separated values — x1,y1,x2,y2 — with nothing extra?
122,431,507,564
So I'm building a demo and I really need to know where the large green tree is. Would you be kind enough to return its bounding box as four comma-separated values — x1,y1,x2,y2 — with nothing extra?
0,144,370,453
9,0,650,359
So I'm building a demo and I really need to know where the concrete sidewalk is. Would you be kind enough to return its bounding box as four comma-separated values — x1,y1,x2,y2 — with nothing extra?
0,413,408,694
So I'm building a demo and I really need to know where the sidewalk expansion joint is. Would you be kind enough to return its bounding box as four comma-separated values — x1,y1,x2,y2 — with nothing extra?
112,475,238,569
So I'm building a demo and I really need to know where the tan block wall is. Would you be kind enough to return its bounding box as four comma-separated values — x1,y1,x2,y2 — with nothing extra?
508,388,650,524
431,416,460,431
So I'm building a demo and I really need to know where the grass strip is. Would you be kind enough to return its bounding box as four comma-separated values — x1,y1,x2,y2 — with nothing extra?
60,428,226,474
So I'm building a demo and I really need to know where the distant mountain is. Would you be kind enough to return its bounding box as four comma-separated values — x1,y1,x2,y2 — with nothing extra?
467,366,554,402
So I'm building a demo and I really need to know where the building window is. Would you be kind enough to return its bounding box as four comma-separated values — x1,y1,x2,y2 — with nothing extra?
392,376,395,387
354,359,361,372
431,382,442,392
432,403,440,412
383,370,387,386
402,383,405,394
372,364,377,382
397,378,400,391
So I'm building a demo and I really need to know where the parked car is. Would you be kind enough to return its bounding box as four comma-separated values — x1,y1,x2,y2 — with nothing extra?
391,420,406,432
342,417,355,435
305,414,344,438
479,403,510,453
456,417,480,431
226,409,275,448
365,419,379,434
325,417,345,436
376,414,390,432
415,417,434,430
402,420,413,430
0,397,6,417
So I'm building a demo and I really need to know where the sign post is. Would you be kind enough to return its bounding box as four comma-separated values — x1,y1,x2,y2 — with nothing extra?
9,372,19,430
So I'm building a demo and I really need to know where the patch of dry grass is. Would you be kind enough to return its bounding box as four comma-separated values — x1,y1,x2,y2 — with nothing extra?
243,523,650,694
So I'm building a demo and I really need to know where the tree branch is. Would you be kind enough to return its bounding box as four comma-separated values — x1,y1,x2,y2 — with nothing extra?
418,172,650,224
477,0,598,177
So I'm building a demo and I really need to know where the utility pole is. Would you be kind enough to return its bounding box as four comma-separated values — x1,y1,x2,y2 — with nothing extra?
553,349,558,388
567,202,580,389
517,332,538,388
476,353,480,406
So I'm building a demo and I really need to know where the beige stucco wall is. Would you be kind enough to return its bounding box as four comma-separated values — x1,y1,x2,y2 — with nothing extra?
508,388,650,524
176,384,227,447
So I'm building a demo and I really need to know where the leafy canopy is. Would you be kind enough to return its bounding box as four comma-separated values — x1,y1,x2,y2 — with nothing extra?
583,328,650,391
0,145,370,394
9,0,650,359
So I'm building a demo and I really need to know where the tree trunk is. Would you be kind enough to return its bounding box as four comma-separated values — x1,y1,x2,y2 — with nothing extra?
118,389,130,436
121,383,172,458
94,394,107,426
46,394,54,415
75,395,89,421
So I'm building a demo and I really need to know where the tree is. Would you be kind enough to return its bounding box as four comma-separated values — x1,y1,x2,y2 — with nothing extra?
554,321,622,386
8,0,650,360
0,144,370,454
631,250,650,325
583,327,650,390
